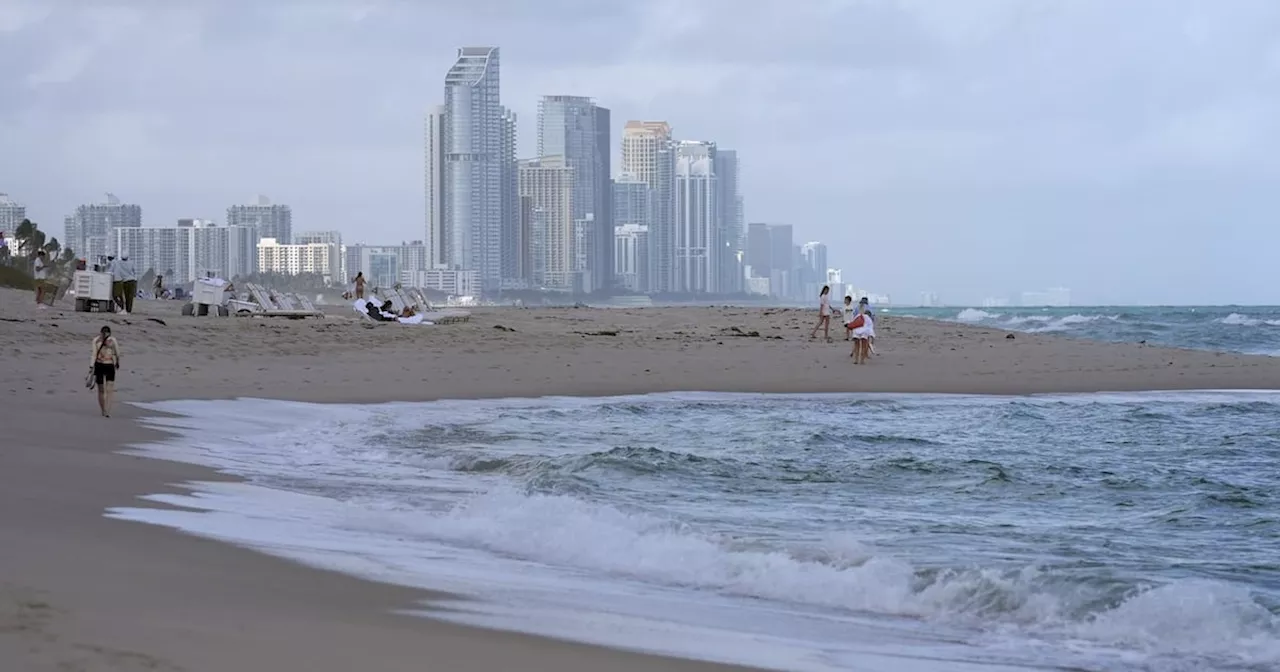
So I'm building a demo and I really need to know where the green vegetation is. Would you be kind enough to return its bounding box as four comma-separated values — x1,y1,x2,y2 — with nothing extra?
0,264,34,290
0,219,77,290
232,271,330,293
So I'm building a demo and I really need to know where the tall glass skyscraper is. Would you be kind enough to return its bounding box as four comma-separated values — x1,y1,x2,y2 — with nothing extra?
434,47,507,293
537,96,612,291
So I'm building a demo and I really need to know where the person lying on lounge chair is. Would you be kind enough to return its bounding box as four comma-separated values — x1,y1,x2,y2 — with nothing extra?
365,300,396,322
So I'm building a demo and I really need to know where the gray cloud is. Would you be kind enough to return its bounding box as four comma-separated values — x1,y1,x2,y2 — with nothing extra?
2,0,1278,303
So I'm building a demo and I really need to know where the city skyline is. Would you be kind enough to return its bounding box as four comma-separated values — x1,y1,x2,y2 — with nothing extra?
3,2,1278,304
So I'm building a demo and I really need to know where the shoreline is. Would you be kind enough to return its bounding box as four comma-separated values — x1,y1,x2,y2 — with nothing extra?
3,287,1280,670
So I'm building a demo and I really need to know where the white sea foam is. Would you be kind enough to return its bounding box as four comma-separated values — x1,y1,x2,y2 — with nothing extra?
1220,312,1280,327
107,394,1280,672
955,308,1000,321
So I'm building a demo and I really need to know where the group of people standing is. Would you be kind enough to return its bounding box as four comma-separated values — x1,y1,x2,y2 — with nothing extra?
810,285,877,364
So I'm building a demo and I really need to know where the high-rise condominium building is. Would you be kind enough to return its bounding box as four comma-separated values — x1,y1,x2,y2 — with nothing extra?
746,222,771,279
65,194,143,263
769,224,795,299
538,96,612,291
518,156,574,290
613,175,653,291
744,223,796,299
113,219,255,283
426,47,513,294
674,141,720,294
621,121,675,293
715,150,743,294
227,195,292,245
425,105,446,269
295,230,345,283
0,193,26,235
800,241,828,292
499,108,519,286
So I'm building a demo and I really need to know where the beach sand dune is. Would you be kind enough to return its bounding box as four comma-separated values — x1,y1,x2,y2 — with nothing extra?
1,287,1277,670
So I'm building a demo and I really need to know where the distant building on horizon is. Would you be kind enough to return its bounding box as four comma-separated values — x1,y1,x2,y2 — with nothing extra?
674,140,720,294
295,230,345,284
745,222,795,300
538,95,611,292
425,47,515,294
621,121,675,293
715,150,743,294
227,195,292,245
114,219,254,283
257,237,341,284
613,175,653,292
518,155,574,291
0,193,26,236
801,241,828,297
65,193,143,263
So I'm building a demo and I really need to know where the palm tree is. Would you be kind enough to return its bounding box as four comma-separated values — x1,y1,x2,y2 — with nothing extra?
14,219,35,257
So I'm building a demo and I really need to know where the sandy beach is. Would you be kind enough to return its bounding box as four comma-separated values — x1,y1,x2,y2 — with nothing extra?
2,286,1278,671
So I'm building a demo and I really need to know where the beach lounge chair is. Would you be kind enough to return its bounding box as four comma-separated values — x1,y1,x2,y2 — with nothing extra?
293,294,323,314
372,286,410,314
238,283,320,318
405,287,431,311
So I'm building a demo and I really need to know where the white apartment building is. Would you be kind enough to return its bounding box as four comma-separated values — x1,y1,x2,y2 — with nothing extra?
295,230,344,282
113,220,255,283
257,237,340,282
614,224,648,292
519,156,574,290
406,269,478,297
674,140,720,294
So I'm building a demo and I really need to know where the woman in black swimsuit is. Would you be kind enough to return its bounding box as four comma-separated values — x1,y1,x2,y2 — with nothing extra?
90,325,121,417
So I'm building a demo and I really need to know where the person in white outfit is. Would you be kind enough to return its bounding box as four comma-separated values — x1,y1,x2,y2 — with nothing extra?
849,304,875,364
859,297,878,355
809,285,833,342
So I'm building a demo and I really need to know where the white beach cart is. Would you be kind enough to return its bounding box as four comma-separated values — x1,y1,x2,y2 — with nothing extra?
182,276,232,317
72,259,116,313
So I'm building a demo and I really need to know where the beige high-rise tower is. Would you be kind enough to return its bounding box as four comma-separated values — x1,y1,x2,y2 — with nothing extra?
620,121,672,187
518,156,575,291
620,121,675,293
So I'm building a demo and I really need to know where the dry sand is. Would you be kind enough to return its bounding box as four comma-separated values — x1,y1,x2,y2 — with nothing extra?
1,287,1277,671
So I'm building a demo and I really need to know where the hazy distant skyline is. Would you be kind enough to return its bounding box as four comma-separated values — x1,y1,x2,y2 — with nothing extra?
2,0,1278,305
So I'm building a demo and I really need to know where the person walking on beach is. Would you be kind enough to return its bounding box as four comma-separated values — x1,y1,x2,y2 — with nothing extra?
810,285,833,342
89,325,121,417
108,256,125,312
119,254,138,314
33,249,49,309
352,272,366,299
153,273,165,299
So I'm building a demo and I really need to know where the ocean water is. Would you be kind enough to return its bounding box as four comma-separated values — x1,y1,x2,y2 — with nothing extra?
894,306,1280,357
110,391,1280,671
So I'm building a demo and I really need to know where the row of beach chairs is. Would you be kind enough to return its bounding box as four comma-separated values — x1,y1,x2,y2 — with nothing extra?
227,283,325,319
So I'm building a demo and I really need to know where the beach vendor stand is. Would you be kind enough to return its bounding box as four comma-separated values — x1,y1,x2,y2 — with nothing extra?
73,257,116,312
182,275,233,317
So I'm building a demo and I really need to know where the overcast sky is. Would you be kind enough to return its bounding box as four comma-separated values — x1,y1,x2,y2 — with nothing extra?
2,0,1278,304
